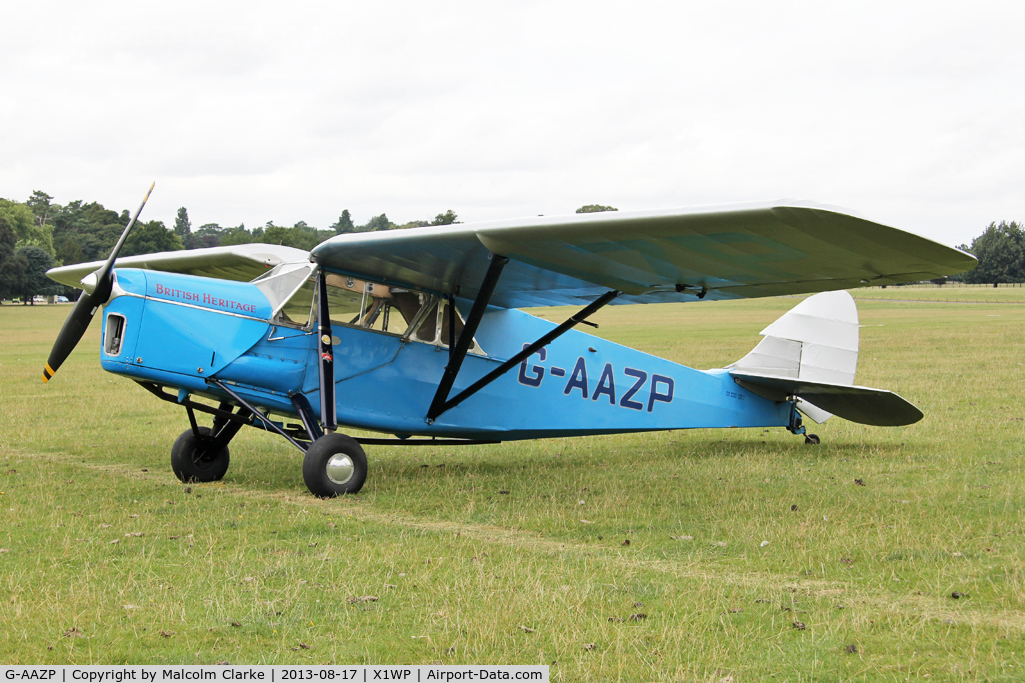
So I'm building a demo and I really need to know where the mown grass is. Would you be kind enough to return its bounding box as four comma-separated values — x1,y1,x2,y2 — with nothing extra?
1,298,1024,680
845,284,1025,304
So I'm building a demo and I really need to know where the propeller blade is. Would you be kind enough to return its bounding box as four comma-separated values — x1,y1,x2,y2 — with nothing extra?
42,291,101,383
42,182,155,383
89,181,155,302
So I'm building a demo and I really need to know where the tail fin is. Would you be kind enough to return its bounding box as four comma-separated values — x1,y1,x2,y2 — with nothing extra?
727,291,922,427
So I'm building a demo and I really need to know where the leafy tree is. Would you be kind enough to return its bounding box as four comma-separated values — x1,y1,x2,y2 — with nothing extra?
220,224,253,246
174,207,192,248
55,234,86,266
959,221,1024,284
397,220,431,229
329,209,464,235
0,252,27,303
260,223,327,251
191,223,224,249
0,199,54,256
15,246,60,304
576,204,618,214
47,198,123,262
430,210,459,226
0,215,26,302
332,210,356,234
0,214,15,264
81,202,121,230
26,190,54,227
74,223,124,261
121,220,184,257
261,225,289,245
20,225,56,257
50,199,83,234
363,214,394,232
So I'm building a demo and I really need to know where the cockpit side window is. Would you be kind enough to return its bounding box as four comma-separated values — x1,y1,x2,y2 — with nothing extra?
439,300,466,347
408,297,481,354
267,267,485,354
322,274,420,335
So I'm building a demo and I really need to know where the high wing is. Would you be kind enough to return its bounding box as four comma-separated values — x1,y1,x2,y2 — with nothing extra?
311,200,976,308
46,243,310,289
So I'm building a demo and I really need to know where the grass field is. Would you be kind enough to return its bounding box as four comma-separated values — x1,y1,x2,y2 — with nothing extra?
847,284,1025,305
1,294,1024,680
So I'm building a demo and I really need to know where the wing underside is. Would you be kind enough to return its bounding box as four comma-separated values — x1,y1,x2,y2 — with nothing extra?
46,244,310,289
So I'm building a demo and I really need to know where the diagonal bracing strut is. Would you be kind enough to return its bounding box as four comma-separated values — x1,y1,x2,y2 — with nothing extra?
426,253,509,421
426,253,620,422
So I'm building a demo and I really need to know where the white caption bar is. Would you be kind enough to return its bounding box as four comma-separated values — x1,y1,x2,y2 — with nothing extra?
1,667,547,683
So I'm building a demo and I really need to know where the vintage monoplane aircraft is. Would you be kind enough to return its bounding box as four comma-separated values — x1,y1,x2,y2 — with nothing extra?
44,185,976,497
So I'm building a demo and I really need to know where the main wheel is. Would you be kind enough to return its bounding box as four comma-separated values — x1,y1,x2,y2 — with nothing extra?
302,433,368,497
171,427,230,483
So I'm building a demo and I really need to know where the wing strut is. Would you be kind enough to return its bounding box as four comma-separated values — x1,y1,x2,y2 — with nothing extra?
426,263,620,421
316,268,337,433
427,253,510,421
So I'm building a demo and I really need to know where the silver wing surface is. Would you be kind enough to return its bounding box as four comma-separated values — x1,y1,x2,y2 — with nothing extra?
311,200,976,308
47,244,310,289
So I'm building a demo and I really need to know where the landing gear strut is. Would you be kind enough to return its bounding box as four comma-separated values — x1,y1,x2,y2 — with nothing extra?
786,403,820,445
170,400,250,483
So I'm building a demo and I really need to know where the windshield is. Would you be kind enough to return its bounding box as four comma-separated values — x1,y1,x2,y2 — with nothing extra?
252,262,317,320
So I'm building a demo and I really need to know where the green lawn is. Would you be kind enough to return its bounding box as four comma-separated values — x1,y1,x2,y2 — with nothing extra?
1,298,1023,680
846,284,1025,304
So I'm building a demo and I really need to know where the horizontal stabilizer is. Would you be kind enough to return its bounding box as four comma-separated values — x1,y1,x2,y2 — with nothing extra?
730,371,923,427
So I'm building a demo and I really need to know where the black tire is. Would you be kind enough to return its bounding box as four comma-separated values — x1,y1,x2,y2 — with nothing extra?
804,433,821,445
302,433,368,497
171,427,230,483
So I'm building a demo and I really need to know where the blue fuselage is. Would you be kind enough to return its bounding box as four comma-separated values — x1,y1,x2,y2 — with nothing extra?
99,269,791,439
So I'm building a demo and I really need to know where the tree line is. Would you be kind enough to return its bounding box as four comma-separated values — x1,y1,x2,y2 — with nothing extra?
5,192,1016,299
952,221,1025,284
0,190,463,303
174,208,460,252
7,193,1015,299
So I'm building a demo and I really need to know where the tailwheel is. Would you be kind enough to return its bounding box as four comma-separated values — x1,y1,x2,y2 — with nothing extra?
171,427,230,483
302,433,368,497
804,433,821,445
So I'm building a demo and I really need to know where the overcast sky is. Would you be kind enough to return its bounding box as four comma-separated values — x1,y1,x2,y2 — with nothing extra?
2,0,1021,247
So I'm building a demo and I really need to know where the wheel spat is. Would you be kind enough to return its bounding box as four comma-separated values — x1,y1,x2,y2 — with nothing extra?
42,182,155,383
